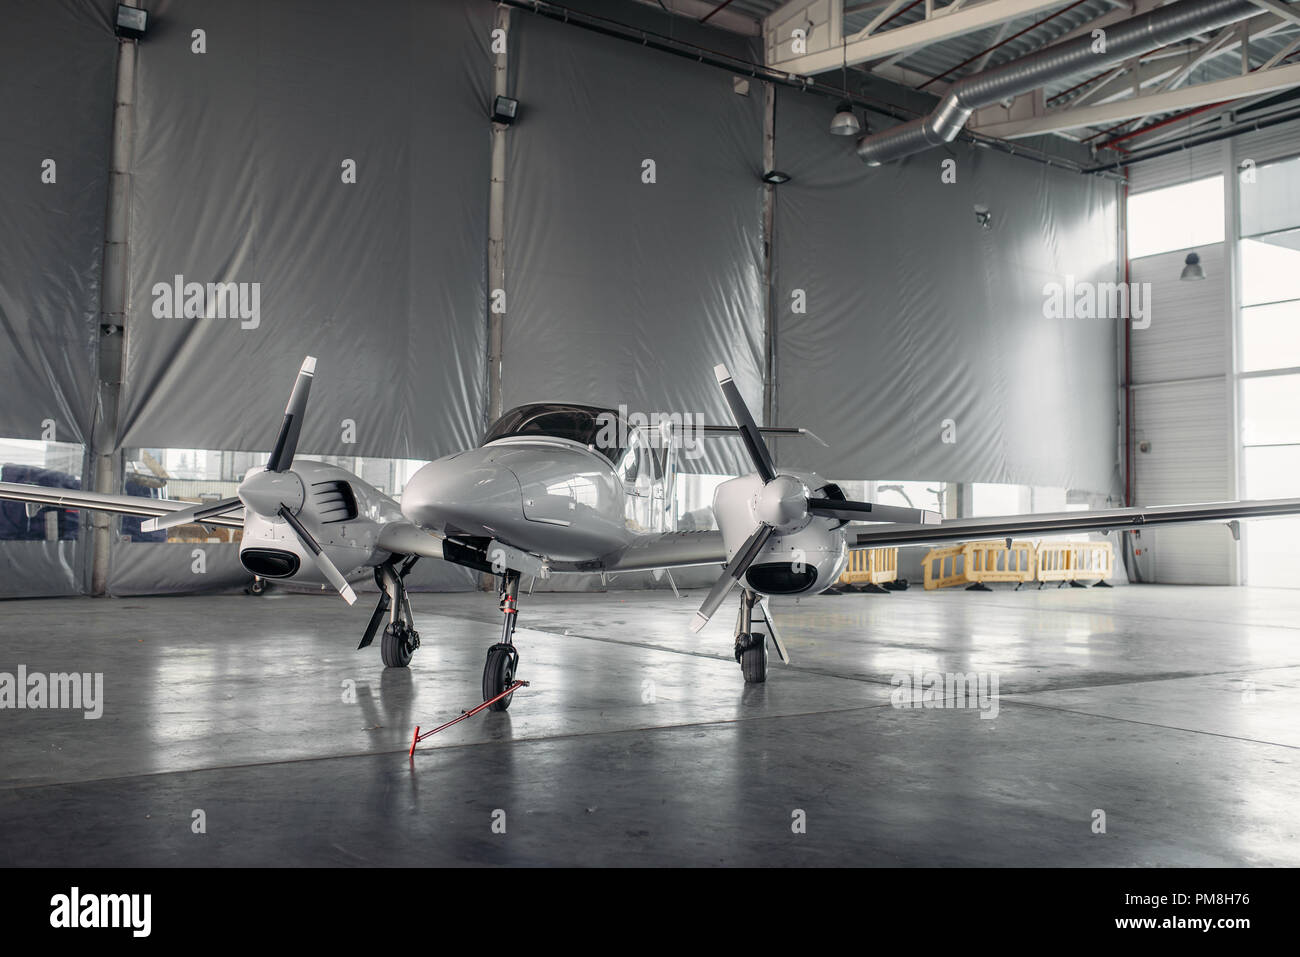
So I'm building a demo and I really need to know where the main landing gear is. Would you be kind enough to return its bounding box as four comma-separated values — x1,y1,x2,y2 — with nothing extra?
358,555,422,668
733,589,789,684
483,570,522,711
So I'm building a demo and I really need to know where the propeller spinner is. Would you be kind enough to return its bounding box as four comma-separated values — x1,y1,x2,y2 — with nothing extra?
141,356,357,605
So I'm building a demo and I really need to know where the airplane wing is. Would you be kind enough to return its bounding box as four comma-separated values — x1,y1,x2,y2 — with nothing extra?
0,481,245,531
603,529,728,572
847,497,1300,549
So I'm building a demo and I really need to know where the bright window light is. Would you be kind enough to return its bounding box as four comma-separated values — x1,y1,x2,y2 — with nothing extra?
1243,445,1300,499
1240,235,1300,306
1246,516,1300,588
971,483,1027,517
1241,300,1300,372
1127,176,1224,259
1241,374,1300,446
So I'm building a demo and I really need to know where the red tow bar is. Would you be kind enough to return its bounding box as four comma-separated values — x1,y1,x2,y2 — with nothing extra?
408,680,529,757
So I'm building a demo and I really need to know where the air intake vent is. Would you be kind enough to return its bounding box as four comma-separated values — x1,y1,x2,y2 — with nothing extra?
311,481,358,524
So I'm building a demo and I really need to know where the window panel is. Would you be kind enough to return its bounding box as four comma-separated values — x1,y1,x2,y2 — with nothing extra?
1240,237,1300,306
1246,516,1300,588
1127,176,1224,259
1239,154,1300,240
1243,445,1300,499
1241,300,1300,372
873,480,948,516
1241,375,1300,446
971,483,1028,517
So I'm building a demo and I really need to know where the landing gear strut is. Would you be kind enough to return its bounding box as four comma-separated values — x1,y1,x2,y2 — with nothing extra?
734,588,789,683
483,570,521,711
358,556,421,668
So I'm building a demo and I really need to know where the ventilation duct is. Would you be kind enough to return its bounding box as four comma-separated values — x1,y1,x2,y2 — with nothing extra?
856,0,1267,166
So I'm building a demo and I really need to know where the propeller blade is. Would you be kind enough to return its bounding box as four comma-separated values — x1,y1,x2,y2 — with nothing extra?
266,356,316,472
713,364,776,483
807,498,942,526
689,523,775,633
278,505,357,605
140,496,243,533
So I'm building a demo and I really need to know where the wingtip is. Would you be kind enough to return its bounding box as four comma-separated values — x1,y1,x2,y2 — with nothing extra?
140,518,158,533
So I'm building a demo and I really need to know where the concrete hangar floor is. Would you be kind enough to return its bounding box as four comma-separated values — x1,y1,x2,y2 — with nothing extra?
1,584,1298,867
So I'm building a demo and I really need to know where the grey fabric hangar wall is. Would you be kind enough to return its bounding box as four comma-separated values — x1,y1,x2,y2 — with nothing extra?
772,87,1122,496
0,0,117,597
503,11,766,478
117,0,491,461
108,0,493,596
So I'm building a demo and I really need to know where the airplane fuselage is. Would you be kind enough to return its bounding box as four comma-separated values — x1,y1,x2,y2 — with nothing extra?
401,437,646,564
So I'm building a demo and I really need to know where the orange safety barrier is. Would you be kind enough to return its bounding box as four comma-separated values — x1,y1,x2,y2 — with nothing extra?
838,547,900,591
924,540,1037,590
1035,542,1074,584
922,544,968,590
965,540,1036,588
1035,540,1114,588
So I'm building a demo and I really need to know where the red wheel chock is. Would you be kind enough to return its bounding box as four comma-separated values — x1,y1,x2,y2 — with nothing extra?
408,680,529,756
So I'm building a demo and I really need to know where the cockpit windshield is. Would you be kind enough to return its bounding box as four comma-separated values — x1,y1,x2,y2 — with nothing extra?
483,404,622,463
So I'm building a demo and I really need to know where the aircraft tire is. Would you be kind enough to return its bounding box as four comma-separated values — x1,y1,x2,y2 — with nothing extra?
381,622,414,668
483,644,517,711
740,633,768,684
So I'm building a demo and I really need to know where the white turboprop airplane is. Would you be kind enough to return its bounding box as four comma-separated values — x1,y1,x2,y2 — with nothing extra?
3,357,1298,709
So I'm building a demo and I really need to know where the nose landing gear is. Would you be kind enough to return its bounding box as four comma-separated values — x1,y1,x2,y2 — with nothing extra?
482,570,522,711
358,556,422,668
733,589,789,683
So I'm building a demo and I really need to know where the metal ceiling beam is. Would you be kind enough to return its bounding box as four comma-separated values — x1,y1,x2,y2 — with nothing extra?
916,0,1092,88
857,0,911,36
973,59,1300,135
765,0,1073,73
699,0,741,24
1245,0,1300,27
1118,83,1300,145
972,20,1013,70
976,10,1294,131
1047,0,1164,43
1113,88,1273,145
1099,21,1300,142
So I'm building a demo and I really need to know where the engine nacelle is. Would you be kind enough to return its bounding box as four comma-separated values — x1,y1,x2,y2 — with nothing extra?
712,471,848,597
237,460,403,585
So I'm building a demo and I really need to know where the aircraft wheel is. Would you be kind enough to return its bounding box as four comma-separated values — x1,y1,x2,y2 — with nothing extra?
737,632,768,684
381,621,417,668
245,577,269,596
483,644,517,711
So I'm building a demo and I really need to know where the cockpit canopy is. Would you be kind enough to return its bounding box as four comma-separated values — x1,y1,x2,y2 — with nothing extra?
483,403,662,481
484,404,619,461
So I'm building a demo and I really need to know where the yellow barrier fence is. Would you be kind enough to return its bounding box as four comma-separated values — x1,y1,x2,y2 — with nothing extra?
965,540,1036,590
1070,542,1114,585
922,544,968,590
838,547,901,592
1035,542,1074,585
921,539,1115,590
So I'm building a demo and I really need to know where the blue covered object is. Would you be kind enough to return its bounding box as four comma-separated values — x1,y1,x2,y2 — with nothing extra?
0,464,80,540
